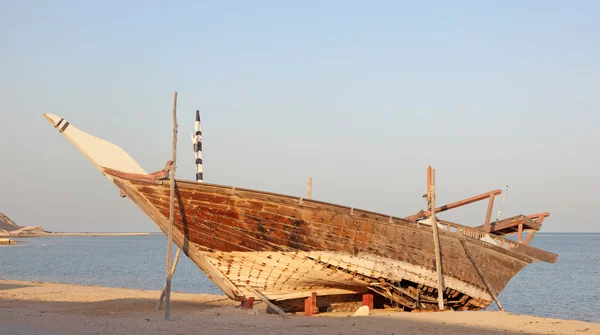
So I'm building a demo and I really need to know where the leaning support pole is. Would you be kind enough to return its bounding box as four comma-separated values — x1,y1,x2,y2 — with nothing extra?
156,248,181,310
483,193,496,232
460,239,505,312
164,91,178,320
245,285,289,319
427,167,445,310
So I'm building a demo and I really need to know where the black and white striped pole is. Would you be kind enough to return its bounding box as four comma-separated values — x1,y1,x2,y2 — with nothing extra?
496,185,508,221
192,110,203,182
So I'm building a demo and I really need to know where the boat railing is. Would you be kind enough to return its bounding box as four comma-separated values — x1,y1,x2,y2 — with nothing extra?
436,219,518,250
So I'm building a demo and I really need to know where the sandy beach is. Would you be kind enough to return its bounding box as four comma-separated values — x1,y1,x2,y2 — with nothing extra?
1,280,597,335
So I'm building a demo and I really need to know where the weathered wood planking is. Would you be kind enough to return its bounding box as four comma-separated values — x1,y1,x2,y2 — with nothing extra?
106,171,557,311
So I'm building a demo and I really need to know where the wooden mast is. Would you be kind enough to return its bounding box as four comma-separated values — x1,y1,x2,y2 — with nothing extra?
164,91,178,320
307,178,312,199
428,166,445,310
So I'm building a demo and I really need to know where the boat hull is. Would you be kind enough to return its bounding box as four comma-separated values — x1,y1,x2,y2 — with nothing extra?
44,113,557,312
109,172,547,311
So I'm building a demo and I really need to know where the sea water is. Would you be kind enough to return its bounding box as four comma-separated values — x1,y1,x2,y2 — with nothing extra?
1,233,598,323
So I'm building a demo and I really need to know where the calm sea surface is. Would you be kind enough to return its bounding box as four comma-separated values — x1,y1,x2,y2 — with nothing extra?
1,233,598,323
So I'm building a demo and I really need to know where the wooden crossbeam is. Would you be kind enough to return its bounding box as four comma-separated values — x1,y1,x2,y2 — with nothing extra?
405,189,503,221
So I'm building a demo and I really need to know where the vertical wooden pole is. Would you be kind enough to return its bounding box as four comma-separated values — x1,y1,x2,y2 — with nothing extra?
428,167,445,310
427,166,432,190
307,178,312,199
517,224,523,243
156,248,181,310
483,194,496,232
164,91,178,320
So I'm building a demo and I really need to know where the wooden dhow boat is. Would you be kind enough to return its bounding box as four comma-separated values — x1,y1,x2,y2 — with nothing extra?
44,113,557,313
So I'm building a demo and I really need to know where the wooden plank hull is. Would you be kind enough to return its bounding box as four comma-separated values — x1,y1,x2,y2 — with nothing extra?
109,173,554,311
43,113,557,312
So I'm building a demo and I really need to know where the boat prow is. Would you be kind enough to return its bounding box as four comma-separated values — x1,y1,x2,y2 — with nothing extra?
43,113,147,175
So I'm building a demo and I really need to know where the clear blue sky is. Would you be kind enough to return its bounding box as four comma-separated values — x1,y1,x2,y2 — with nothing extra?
1,1,598,232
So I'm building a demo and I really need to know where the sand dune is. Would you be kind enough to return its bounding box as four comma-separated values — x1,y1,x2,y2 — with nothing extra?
0,212,49,237
0,212,20,231
1,280,598,335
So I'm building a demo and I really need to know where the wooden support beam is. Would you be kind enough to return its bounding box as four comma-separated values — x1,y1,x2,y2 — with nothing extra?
427,167,432,190
407,189,503,221
156,248,181,310
518,224,523,243
522,215,545,245
483,194,496,232
460,239,505,312
307,178,312,199
523,230,537,245
527,213,550,221
428,167,445,311
164,91,178,320
245,285,289,319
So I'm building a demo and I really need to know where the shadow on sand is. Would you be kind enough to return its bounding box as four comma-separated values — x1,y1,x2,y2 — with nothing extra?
0,282,33,290
2,293,585,335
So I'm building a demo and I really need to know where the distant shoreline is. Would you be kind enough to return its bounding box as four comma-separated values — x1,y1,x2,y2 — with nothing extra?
0,232,164,237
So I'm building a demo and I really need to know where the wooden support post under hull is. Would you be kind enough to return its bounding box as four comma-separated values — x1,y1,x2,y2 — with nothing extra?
164,91,178,320
304,292,318,316
156,248,181,310
241,297,255,310
428,167,445,311
245,285,289,319
460,239,505,312
304,297,313,316
362,294,374,310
